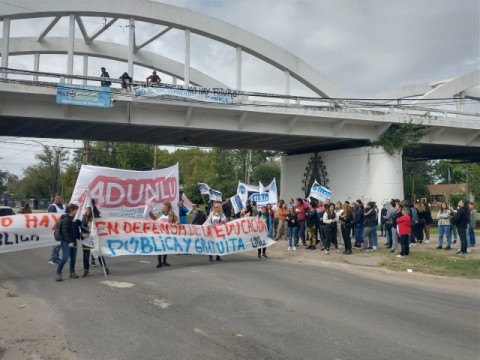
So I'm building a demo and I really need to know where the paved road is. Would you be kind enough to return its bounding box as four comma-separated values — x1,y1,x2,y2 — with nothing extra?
0,247,479,360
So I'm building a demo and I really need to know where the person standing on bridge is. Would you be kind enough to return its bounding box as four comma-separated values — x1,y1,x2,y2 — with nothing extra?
100,67,112,87
146,70,161,86
149,202,178,268
119,72,133,92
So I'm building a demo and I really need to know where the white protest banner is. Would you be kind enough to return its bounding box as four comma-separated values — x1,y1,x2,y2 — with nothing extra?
133,86,239,105
208,188,222,202
71,164,179,219
0,213,60,254
309,181,332,203
96,217,275,257
237,179,278,207
230,195,244,214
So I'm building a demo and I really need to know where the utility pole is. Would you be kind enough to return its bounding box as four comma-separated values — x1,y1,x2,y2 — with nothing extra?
153,146,157,170
244,149,252,183
82,140,90,165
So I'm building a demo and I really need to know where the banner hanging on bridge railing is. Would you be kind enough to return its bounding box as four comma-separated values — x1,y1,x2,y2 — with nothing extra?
0,214,274,256
237,179,278,207
133,85,239,105
56,83,111,108
70,164,179,219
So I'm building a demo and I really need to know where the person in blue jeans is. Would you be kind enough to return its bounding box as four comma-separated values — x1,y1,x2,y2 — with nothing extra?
286,207,299,251
436,202,452,250
353,203,364,248
55,204,81,281
48,193,66,265
467,203,476,247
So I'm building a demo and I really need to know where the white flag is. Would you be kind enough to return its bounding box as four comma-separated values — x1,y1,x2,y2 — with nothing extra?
209,188,222,202
198,183,210,195
230,195,244,214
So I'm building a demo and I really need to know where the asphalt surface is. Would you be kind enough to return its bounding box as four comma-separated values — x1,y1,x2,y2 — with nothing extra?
0,247,479,360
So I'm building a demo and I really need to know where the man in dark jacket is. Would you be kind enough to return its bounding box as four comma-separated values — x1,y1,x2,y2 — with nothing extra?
56,204,81,281
451,200,469,255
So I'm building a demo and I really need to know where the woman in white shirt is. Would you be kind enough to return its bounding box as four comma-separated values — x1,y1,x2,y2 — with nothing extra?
204,202,226,262
149,201,178,268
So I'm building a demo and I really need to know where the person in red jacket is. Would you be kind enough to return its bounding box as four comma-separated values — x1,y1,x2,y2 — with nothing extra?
396,208,412,258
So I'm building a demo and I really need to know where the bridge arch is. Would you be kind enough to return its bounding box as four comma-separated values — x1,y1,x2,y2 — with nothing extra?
0,0,343,97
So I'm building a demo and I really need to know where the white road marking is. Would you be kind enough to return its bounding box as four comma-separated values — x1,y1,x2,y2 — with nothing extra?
100,281,135,288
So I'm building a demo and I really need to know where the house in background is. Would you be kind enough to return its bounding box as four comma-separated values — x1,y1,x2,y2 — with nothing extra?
427,183,469,203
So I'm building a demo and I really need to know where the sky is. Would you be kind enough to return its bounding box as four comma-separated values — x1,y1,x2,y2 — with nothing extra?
0,0,479,177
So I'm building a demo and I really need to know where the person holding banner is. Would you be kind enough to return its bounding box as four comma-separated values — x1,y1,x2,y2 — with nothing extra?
55,204,81,281
204,202,225,262
48,193,66,265
258,206,270,258
305,200,318,250
149,202,178,268
81,207,110,277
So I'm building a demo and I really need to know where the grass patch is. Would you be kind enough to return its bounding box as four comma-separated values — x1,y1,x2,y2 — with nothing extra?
379,249,480,278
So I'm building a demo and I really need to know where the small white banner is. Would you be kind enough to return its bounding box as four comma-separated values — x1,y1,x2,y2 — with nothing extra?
309,180,332,203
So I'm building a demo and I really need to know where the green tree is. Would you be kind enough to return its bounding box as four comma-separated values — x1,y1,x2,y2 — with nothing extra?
371,121,427,156
403,159,431,201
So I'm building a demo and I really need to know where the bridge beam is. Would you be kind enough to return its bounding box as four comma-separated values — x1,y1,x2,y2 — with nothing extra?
88,18,118,43
135,27,171,52
184,29,190,86
37,16,61,42
465,131,480,145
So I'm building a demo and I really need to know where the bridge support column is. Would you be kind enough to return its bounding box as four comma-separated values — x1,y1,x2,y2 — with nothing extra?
236,46,242,90
1,18,10,79
33,52,40,81
280,146,404,203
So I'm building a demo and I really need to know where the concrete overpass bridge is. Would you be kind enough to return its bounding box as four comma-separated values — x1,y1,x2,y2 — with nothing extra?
0,0,479,202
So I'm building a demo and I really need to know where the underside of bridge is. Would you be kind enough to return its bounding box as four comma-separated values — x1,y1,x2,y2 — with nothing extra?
0,115,478,162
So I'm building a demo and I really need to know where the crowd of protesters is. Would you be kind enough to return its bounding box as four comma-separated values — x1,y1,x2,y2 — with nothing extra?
44,191,476,282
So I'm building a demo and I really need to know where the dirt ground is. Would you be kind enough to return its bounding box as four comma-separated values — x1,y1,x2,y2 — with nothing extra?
0,234,478,359
0,283,79,360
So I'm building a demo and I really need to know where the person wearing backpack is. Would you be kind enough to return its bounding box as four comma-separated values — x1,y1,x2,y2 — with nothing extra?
100,67,112,87
49,193,66,265
55,204,81,282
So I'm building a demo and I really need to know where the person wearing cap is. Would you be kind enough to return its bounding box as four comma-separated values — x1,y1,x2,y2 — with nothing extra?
100,67,111,87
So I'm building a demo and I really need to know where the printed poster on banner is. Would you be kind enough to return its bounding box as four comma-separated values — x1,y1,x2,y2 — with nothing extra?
237,179,278,206
70,164,179,219
0,214,275,256
309,180,332,203
133,86,239,105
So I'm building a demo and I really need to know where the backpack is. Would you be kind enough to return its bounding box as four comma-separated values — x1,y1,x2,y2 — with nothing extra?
54,219,62,241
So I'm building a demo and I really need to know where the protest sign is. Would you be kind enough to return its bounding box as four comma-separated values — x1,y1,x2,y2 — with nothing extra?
0,214,60,254
237,179,278,207
0,215,275,257
94,217,274,257
309,181,332,203
70,164,179,219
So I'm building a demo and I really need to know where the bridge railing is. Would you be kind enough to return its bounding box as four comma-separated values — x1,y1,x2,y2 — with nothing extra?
0,67,478,122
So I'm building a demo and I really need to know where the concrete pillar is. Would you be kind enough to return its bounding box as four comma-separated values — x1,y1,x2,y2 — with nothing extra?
67,14,75,84
82,54,88,85
33,52,40,81
236,46,242,91
172,76,177,85
1,18,10,79
284,69,290,104
280,147,404,202
184,29,190,86
128,17,135,77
